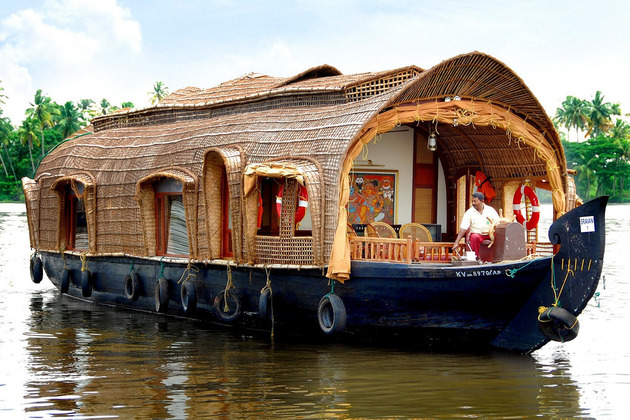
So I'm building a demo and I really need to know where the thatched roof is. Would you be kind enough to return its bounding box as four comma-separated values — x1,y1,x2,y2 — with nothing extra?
31,51,568,267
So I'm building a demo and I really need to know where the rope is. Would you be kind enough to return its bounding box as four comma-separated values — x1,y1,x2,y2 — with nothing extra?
260,266,275,339
223,265,234,312
178,260,198,284
80,252,88,272
159,257,165,278
128,261,135,275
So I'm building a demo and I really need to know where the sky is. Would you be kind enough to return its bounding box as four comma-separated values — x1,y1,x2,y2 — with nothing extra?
1,0,629,127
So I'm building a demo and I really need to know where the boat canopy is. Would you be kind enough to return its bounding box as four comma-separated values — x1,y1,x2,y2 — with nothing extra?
24,52,573,282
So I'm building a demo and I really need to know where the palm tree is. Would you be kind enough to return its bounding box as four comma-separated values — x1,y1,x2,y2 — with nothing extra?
0,117,13,178
0,80,6,106
17,117,41,174
148,81,169,105
26,89,60,156
100,98,111,115
585,91,619,139
554,96,589,142
610,118,630,141
57,101,83,139
77,99,96,121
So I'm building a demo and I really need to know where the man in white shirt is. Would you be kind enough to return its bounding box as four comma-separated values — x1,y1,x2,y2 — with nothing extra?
452,192,499,257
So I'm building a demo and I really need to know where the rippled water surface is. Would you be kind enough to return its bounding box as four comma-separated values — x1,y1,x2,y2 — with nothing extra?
1,202,628,418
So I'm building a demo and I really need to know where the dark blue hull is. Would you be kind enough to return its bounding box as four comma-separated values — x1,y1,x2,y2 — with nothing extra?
38,197,607,354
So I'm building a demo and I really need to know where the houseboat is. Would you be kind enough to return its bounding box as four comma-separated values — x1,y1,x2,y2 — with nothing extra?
24,52,606,354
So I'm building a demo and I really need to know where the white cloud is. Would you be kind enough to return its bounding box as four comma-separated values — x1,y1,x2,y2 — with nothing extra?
0,0,142,124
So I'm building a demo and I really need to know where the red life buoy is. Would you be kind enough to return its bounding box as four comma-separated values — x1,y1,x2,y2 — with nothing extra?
513,185,540,230
276,184,308,224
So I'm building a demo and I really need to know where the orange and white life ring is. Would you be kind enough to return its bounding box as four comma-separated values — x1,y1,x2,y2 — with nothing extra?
276,184,308,224
513,185,540,230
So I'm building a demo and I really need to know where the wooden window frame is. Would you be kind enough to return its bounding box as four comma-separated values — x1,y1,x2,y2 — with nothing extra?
65,190,88,251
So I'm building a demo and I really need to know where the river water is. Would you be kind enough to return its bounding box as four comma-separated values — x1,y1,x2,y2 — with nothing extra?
0,202,628,419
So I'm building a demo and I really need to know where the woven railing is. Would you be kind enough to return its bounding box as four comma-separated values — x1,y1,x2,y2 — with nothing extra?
349,237,465,263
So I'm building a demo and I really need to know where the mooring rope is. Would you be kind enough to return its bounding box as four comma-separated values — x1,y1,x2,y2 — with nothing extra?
178,260,198,284
223,265,234,312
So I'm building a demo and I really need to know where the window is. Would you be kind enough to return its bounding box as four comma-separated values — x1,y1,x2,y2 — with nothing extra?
155,179,189,257
66,184,88,251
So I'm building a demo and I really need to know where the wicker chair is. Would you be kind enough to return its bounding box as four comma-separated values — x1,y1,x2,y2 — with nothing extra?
366,222,397,238
399,223,433,242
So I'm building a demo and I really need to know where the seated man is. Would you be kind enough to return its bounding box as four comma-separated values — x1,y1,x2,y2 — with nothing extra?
452,192,499,257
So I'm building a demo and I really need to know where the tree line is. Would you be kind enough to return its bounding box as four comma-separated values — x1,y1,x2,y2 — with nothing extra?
0,81,169,201
555,92,630,202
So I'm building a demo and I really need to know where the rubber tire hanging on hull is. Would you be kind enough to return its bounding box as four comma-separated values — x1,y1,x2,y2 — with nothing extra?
30,255,43,284
124,271,140,302
61,268,71,294
317,293,346,335
538,306,580,342
181,280,197,315
81,270,92,297
214,289,241,323
155,277,169,313
258,289,272,320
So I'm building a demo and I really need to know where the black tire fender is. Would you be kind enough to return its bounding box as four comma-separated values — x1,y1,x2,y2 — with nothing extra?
81,270,92,297
181,280,197,314
317,293,347,335
213,289,241,323
538,306,580,342
155,277,169,313
124,271,140,302
258,288,272,320
61,268,71,294
30,255,43,284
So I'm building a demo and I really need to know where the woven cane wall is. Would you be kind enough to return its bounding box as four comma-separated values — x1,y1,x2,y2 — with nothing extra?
33,89,396,261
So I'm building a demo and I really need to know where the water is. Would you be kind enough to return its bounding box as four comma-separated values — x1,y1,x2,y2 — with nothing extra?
1,202,628,419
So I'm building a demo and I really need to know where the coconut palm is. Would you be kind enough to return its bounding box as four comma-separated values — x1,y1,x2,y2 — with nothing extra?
610,118,630,141
25,89,60,156
57,101,83,139
0,117,13,178
585,91,619,139
17,117,41,174
0,80,6,106
148,81,169,105
100,98,111,115
77,99,96,121
554,96,589,142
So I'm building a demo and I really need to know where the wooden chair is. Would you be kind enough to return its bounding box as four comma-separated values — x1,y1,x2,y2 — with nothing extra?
399,223,433,242
366,221,397,238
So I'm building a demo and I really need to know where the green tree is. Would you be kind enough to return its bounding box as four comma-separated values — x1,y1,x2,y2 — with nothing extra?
0,80,6,106
17,117,41,174
0,117,13,178
56,101,83,139
148,81,169,105
121,101,135,109
100,98,111,115
555,96,589,142
26,89,60,156
585,91,619,139
77,98,96,121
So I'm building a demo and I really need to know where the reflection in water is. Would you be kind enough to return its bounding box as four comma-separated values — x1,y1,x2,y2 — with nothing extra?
17,293,585,419
1,202,629,418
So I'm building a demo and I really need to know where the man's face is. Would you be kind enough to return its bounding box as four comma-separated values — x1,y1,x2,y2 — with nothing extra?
472,196,483,210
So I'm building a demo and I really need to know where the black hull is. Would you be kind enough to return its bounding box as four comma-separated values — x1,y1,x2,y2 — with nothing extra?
37,197,607,354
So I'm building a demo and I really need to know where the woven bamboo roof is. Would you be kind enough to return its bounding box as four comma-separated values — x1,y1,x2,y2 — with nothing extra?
34,51,568,263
